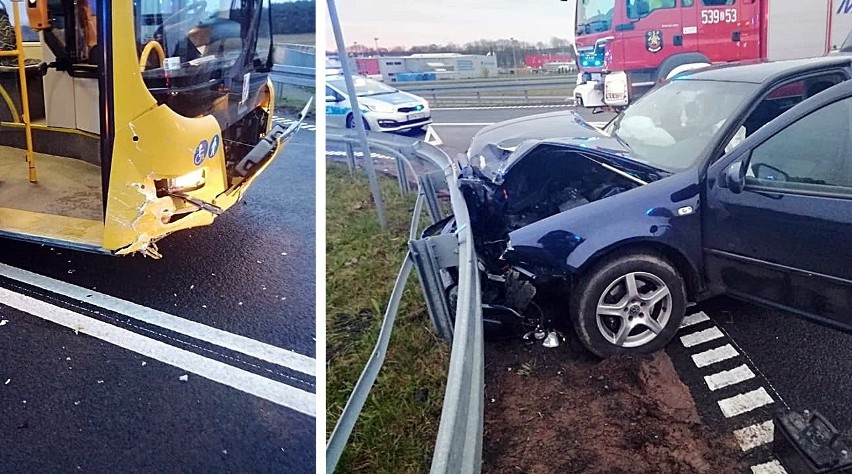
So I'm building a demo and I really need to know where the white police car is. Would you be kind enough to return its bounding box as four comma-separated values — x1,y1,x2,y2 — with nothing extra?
326,75,432,132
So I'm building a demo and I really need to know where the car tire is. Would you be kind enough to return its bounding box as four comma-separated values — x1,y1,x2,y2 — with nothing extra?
345,114,370,131
570,252,686,358
575,95,583,108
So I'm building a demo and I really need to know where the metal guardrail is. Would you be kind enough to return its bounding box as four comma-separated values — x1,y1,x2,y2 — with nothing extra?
394,76,572,92
326,130,484,474
270,44,316,88
270,64,315,88
427,93,574,108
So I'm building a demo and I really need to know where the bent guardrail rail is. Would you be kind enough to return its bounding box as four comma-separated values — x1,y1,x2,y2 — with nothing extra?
326,130,484,474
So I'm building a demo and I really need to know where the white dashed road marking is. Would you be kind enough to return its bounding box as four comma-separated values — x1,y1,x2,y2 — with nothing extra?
718,387,774,418
0,286,315,417
680,326,724,347
735,420,775,451
705,364,756,391
751,460,788,474
680,312,710,328
691,343,740,368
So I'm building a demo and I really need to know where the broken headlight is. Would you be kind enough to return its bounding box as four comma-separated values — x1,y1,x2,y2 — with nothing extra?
156,169,206,195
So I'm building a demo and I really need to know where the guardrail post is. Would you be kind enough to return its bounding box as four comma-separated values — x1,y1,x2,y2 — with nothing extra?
476,91,481,105
395,155,410,195
344,142,356,175
409,236,457,341
420,173,442,223
524,89,529,103
432,91,438,106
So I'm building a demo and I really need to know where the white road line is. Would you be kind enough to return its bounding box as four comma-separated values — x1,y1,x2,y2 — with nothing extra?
0,263,316,377
751,460,787,474
431,104,572,111
431,122,495,126
692,344,739,368
680,326,724,347
0,287,315,417
735,420,775,451
705,364,756,391
718,387,774,418
680,312,710,329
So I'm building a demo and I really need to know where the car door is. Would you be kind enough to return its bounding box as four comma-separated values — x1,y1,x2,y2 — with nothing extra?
620,0,684,73
703,82,852,329
694,0,741,62
325,85,349,129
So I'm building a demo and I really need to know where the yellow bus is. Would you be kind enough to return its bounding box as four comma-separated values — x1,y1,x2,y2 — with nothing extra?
0,0,307,258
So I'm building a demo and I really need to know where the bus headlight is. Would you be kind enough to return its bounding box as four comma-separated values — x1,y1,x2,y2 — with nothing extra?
160,169,206,194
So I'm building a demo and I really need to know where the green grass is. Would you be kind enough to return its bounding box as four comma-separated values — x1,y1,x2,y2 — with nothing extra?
326,164,451,473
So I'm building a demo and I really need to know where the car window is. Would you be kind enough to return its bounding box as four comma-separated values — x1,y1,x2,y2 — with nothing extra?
626,0,675,19
746,96,852,197
702,0,734,5
722,73,847,155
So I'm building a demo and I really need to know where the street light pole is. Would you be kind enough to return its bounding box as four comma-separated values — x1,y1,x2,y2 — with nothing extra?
327,0,387,230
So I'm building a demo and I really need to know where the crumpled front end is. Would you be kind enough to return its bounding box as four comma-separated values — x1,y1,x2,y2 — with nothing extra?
102,84,311,258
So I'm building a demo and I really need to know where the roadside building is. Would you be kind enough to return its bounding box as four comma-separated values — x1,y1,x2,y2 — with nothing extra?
375,53,498,82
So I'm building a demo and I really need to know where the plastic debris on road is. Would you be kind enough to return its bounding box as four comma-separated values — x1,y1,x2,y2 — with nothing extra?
179,374,188,382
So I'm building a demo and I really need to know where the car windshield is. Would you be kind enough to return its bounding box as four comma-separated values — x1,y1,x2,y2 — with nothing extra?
327,77,397,97
576,0,615,36
604,80,757,173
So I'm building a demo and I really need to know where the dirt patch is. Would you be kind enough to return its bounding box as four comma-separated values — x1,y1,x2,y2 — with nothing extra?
483,340,744,473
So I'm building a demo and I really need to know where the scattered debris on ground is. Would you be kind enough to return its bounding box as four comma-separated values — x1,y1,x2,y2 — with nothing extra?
483,339,744,473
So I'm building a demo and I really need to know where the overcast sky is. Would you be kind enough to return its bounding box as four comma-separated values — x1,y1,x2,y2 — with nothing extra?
327,0,577,48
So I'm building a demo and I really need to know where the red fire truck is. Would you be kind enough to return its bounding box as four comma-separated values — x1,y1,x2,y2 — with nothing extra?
573,0,850,110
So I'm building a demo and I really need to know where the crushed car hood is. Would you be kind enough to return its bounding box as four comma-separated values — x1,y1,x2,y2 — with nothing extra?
467,109,633,179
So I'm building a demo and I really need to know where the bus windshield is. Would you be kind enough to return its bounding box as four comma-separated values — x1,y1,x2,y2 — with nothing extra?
133,0,270,120
576,0,615,36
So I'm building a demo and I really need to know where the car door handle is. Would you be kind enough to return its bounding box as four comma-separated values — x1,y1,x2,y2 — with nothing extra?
732,31,741,42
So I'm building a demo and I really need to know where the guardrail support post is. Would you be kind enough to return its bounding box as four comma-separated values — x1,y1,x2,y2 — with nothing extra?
476,91,481,105
409,236,457,341
345,142,356,175
524,89,529,103
420,173,442,223
395,155,409,195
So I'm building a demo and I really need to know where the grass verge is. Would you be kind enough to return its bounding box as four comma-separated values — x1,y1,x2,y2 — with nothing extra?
326,163,450,473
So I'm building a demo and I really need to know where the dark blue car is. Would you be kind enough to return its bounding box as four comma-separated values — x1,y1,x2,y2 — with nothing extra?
458,56,852,357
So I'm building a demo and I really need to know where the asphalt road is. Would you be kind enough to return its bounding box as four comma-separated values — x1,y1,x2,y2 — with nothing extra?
413,104,852,472
0,127,316,472
429,104,615,157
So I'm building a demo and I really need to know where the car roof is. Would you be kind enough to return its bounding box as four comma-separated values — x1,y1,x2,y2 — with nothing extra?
677,56,852,84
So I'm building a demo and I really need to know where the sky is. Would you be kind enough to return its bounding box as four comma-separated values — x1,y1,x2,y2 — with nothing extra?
327,0,577,49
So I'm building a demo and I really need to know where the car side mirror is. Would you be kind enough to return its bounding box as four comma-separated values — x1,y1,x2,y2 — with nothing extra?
724,161,745,194
326,94,339,103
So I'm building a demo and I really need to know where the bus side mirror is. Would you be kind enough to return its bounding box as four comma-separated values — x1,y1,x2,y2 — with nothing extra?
26,0,50,31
